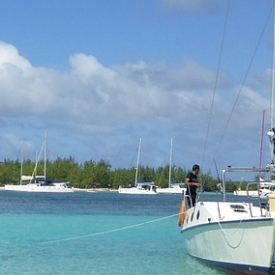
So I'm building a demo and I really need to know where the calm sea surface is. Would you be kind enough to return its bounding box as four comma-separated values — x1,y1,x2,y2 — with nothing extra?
0,191,249,275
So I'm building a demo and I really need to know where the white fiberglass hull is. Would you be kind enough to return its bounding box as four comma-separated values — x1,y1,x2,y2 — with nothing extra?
118,187,157,195
157,187,186,194
5,184,74,193
181,201,275,274
233,190,259,196
234,189,273,198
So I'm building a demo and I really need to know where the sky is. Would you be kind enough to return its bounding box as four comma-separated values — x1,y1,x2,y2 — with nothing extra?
0,0,275,178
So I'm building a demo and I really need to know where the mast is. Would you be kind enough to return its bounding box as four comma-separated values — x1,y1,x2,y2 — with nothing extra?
168,138,173,188
44,130,47,180
30,141,45,183
267,7,275,179
259,110,266,175
134,138,141,186
20,150,23,185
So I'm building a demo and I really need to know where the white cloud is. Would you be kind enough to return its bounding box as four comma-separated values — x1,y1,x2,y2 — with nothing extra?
69,53,116,82
0,41,272,170
0,41,267,134
0,43,220,132
0,42,31,71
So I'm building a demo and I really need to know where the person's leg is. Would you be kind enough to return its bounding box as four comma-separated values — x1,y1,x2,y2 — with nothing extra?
191,196,196,207
187,196,191,208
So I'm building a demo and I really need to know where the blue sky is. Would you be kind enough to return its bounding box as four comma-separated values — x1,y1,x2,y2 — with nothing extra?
0,0,275,178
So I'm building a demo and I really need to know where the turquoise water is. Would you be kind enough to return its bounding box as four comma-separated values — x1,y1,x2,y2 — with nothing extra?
0,192,237,275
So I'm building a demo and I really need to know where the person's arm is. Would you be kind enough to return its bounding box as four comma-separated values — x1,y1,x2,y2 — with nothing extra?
185,177,201,187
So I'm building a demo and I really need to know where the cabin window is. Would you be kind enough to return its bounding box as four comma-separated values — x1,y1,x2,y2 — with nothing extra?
196,210,200,220
230,204,247,212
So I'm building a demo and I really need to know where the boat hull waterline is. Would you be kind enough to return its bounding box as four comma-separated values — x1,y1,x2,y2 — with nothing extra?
118,138,157,195
118,185,157,195
181,201,275,275
5,183,74,193
157,185,186,194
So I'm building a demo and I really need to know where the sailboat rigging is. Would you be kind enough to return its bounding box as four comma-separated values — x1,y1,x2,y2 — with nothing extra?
118,138,157,195
178,3,275,275
157,138,186,194
5,132,74,193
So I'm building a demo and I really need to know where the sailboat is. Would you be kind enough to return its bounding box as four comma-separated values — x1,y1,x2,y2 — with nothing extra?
5,132,74,193
178,5,275,275
118,138,157,195
233,176,275,198
156,138,186,194
233,111,275,198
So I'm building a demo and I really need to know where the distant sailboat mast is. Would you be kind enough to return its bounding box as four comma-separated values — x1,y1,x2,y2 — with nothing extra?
134,138,142,186
168,138,173,188
29,142,45,183
20,145,23,185
44,130,47,180
258,110,265,180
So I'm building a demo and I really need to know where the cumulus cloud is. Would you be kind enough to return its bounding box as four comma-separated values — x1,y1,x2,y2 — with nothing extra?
0,41,271,169
0,42,31,71
0,42,230,134
230,85,269,131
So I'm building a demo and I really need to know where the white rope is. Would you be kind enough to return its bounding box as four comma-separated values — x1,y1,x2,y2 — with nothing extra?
217,219,245,249
41,213,179,245
0,212,181,256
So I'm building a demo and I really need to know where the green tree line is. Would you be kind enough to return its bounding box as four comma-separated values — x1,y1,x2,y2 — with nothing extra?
0,157,240,191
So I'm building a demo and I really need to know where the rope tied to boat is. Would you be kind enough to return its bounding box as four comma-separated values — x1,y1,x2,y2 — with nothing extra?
41,212,180,245
217,218,245,249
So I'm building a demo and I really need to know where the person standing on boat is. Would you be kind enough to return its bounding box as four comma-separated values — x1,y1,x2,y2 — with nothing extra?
185,164,201,207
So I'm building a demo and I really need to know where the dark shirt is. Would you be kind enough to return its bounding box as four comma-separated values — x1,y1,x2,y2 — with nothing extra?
185,172,198,196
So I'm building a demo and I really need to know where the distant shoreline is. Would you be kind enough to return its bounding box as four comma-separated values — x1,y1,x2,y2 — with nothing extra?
0,186,118,192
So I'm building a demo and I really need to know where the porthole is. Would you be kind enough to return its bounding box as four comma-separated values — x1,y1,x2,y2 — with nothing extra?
191,213,194,222
196,210,200,220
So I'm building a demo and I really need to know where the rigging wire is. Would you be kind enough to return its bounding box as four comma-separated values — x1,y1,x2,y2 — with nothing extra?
198,1,274,200
199,1,275,196
199,0,230,198
201,0,230,170
271,0,275,133
211,3,274,167
268,0,275,165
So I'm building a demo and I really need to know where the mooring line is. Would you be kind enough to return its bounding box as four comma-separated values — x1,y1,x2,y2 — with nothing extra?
41,212,179,245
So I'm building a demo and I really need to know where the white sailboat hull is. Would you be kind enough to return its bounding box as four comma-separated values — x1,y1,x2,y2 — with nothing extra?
234,188,274,198
234,190,259,196
118,139,157,195
157,186,186,194
5,133,74,193
181,201,275,274
118,186,157,195
5,183,74,193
